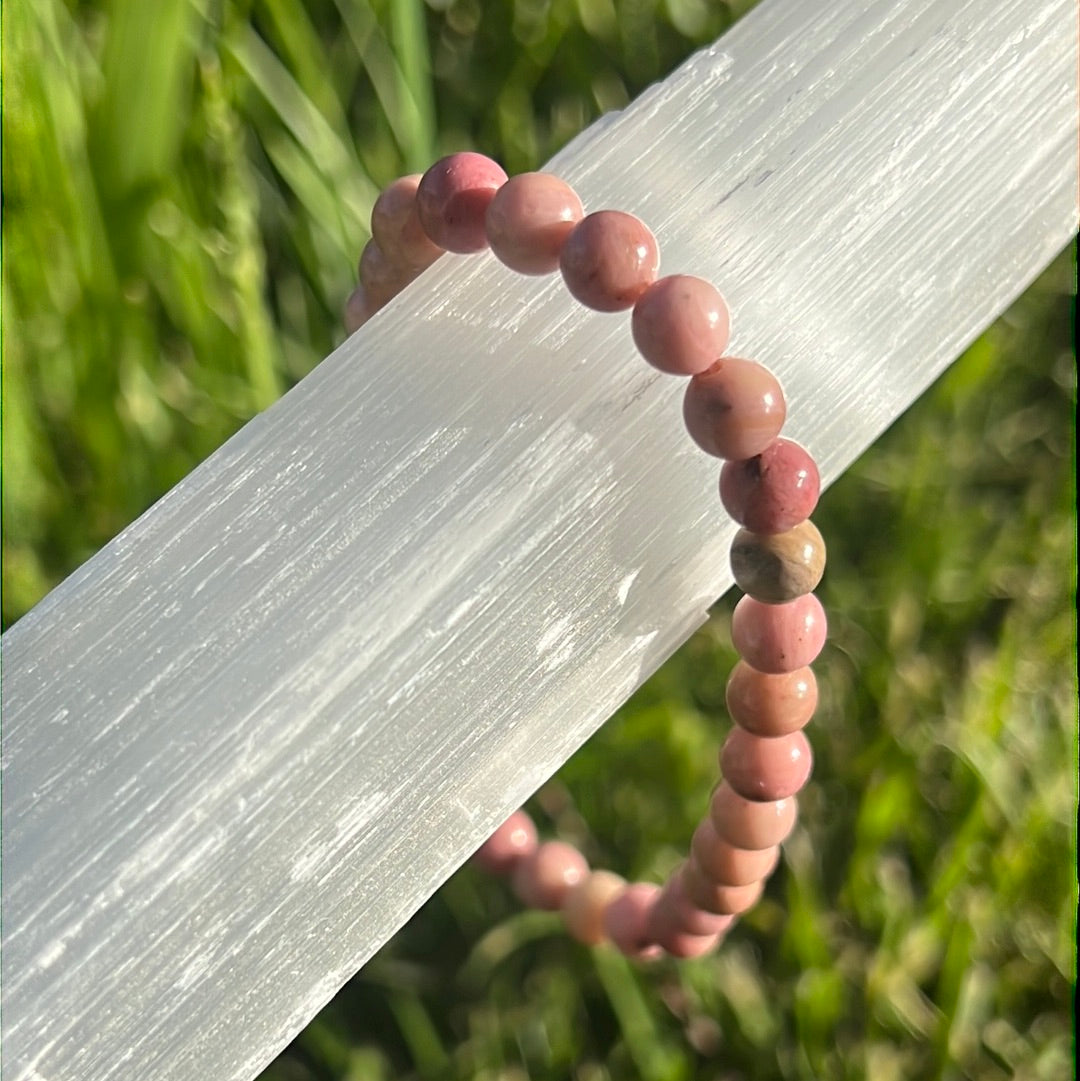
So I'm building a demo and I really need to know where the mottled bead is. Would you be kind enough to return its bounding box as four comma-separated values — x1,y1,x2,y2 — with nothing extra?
370,174,444,271
720,729,813,802
472,810,538,875
631,275,731,375
416,152,508,253
690,818,780,886
485,172,584,275
559,210,660,312
731,594,827,674
730,520,826,604
603,882,664,961
343,285,375,334
719,439,820,533
561,870,626,946
683,861,765,915
683,358,786,459
512,840,588,911
709,782,799,850
359,240,416,308
725,662,818,737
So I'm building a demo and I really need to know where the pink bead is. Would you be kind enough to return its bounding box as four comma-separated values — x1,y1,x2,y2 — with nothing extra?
472,810,538,875
720,729,813,801
683,358,787,459
416,152,508,254
645,894,722,959
559,210,660,312
631,275,731,376
657,872,736,936
370,175,444,271
731,594,827,674
603,882,664,960
344,285,375,334
512,840,588,911
359,240,416,308
485,172,584,275
561,869,626,945
709,782,799,850
719,439,821,533
683,861,765,915
725,662,818,736
690,818,780,886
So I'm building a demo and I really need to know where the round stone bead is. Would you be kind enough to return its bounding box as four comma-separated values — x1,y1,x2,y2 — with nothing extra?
603,882,664,960
485,172,584,275
725,662,818,736
416,152,509,253
472,810,538,875
359,240,416,308
690,818,780,885
720,729,813,802
371,174,444,271
731,594,827,674
658,871,736,936
683,862,765,916
559,210,660,312
344,285,375,334
683,358,787,459
709,782,799,850
631,275,731,376
512,840,588,911
719,439,820,534
561,870,626,946
730,520,826,604
645,895,722,959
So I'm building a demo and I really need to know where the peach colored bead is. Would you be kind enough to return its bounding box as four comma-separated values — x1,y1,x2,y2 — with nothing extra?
561,869,626,946
512,840,588,911
603,882,664,960
485,172,584,275
725,662,818,736
416,152,508,253
730,520,826,604
359,240,416,308
690,818,780,886
731,594,827,674
559,210,660,312
658,872,737,936
709,782,799,850
719,439,821,534
370,174,444,271
344,285,375,334
682,357,787,459
631,275,731,376
683,861,765,915
720,729,813,802
472,810,538,875
645,896,722,959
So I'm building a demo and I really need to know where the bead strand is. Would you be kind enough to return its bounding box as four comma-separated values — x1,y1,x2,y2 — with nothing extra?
345,153,828,960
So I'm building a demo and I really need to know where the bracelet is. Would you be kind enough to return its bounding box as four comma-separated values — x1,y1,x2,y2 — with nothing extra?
345,153,826,961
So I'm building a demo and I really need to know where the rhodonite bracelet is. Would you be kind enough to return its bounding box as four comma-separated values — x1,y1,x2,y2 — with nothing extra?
345,152,827,961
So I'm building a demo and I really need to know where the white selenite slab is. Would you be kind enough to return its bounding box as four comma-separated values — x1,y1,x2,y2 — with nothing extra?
2,0,1076,1079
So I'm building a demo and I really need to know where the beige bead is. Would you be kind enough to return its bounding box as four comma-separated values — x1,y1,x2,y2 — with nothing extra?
730,519,826,604
561,870,627,945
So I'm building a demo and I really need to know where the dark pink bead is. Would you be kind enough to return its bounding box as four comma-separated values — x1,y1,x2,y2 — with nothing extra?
358,240,416,308
658,872,736,936
683,358,786,459
731,594,827,674
690,818,780,886
709,782,799,850
725,662,818,736
416,152,508,253
645,892,722,958
603,882,664,960
720,729,813,801
720,439,821,533
511,840,588,911
371,174,444,270
343,285,375,334
631,275,731,376
472,810,538,875
559,210,660,312
683,861,766,915
485,172,584,275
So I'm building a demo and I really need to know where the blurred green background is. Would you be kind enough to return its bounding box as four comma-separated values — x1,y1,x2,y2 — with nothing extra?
3,1,1075,1079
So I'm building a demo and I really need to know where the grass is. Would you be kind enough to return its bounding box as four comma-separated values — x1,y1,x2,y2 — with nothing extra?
3,2,1075,1080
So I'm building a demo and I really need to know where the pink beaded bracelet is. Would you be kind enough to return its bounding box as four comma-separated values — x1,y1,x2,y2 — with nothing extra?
345,152,826,961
